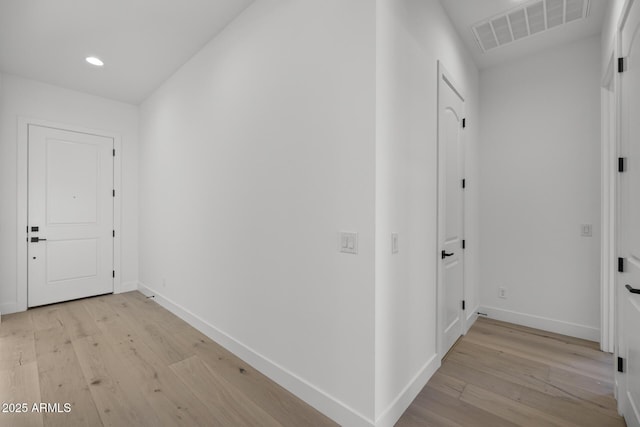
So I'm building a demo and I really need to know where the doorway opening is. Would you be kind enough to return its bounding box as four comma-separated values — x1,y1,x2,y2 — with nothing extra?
437,61,467,358
16,118,123,313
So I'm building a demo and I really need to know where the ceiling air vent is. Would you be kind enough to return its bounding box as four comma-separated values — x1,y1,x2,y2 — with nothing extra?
472,0,590,53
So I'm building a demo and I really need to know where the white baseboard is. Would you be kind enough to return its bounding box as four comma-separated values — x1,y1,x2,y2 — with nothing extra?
465,305,480,334
116,281,139,293
479,305,600,342
374,354,440,427
137,282,374,427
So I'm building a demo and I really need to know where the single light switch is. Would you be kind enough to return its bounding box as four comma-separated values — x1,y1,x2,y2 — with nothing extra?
391,233,399,254
339,232,358,254
581,224,592,237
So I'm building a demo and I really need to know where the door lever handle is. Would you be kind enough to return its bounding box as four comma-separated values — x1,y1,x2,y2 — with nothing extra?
441,250,454,259
30,237,47,243
626,284,640,294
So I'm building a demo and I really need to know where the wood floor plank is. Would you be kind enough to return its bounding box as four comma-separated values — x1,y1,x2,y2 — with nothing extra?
0,363,44,427
0,310,41,426
471,320,608,362
170,355,282,427
397,317,625,427
464,328,612,383
447,338,617,416
426,371,466,399
0,311,34,339
477,318,601,350
4,294,625,427
459,383,582,427
123,291,337,427
30,307,64,332
439,361,625,427
468,325,613,376
87,311,231,426
548,365,615,396
56,301,100,341
397,410,463,427
103,293,193,365
446,340,553,389
33,327,103,427
0,334,37,371
72,333,161,427
395,400,463,427
80,295,122,327
413,385,520,427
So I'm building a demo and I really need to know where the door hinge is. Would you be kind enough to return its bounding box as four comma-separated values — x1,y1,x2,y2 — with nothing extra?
618,257,625,273
112,270,115,278
462,179,466,189
618,157,626,173
112,189,115,197
618,57,626,73
113,148,116,157
618,356,625,373
462,300,466,310
462,239,466,249
462,118,466,128
113,230,115,238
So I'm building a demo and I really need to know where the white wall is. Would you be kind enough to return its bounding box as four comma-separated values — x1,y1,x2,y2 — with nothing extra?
138,0,375,425
375,0,479,425
479,36,602,341
0,73,139,314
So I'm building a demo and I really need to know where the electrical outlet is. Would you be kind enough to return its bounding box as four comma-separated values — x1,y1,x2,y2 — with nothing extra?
499,287,507,299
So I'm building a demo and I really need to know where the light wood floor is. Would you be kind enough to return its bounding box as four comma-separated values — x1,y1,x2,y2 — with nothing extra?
0,293,627,427
398,317,627,427
0,291,337,427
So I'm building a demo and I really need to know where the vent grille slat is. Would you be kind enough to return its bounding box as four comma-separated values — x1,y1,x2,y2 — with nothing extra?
508,10,529,40
546,0,564,28
492,16,513,45
476,22,498,50
527,2,546,35
472,0,590,53
565,0,584,22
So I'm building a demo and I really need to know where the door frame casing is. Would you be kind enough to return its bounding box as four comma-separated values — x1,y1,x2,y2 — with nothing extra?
16,117,122,313
436,61,466,359
614,0,637,413
601,49,616,354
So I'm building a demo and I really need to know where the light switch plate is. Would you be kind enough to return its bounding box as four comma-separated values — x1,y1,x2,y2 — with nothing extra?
581,224,592,237
339,232,358,254
391,233,399,254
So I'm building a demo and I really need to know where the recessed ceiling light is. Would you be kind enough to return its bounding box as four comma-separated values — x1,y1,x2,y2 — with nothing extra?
85,56,104,67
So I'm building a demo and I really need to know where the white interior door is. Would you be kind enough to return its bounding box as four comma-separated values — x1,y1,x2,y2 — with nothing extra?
28,125,114,307
437,63,465,358
618,1,640,425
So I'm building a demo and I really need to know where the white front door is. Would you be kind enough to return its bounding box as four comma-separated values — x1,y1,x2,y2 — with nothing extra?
28,125,114,307
437,63,465,357
618,1,640,426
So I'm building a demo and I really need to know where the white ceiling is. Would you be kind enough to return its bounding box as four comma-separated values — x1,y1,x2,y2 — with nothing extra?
0,0,254,104
440,0,607,69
